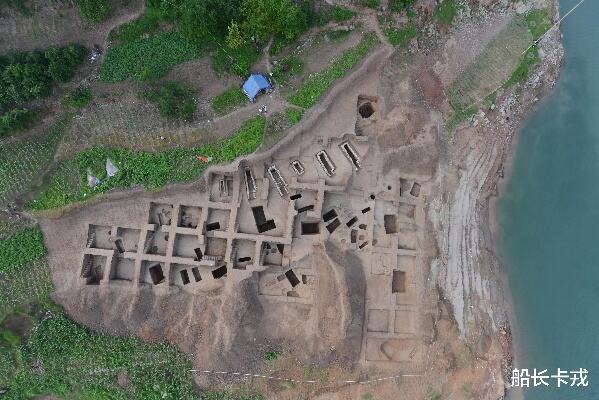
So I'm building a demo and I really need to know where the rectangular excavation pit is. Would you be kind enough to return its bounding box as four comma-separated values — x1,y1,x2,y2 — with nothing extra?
326,218,341,233
86,224,112,250
251,206,267,227
297,205,314,214
285,269,300,287
244,167,257,200
148,202,174,225
212,265,227,279
367,309,390,333
410,182,421,197
261,242,283,266
290,160,305,175
258,220,276,233
384,215,398,234
394,309,416,334
398,230,417,250
111,257,135,282
178,205,201,228
361,207,371,214
173,233,201,258
233,239,256,269
301,222,320,235
140,261,166,286
205,208,231,232
398,203,416,219
209,173,234,202
143,229,169,256
289,193,302,201
205,237,227,258
339,140,361,170
392,270,406,293
322,209,337,222
350,229,358,243
268,164,288,197
191,267,202,282
115,227,140,252
346,216,358,227
315,150,336,177
180,269,190,285
81,254,107,284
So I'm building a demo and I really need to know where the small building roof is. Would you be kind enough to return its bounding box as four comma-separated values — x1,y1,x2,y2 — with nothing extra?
242,74,271,101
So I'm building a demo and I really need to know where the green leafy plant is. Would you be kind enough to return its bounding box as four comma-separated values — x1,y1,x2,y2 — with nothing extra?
143,82,196,120
0,226,46,274
74,0,110,22
288,33,379,108
435,0,457,25
285,108,303,124
385,24,417,47
389,0,415,12
211,87,247,115
0,108,34,136
99,30,202,82
317,5,356,25
211,43,261,77
64,88,92,108
264,350,281,361
272,55,304,83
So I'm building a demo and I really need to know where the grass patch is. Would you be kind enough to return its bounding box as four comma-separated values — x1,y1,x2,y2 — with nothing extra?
74,0,110,23
317,5,356,24
0,226,46,274
99,30,202,82
0,108,34,137
272,55,304,84
389,0,415,12
503,47,540,87
264,350,281,362
0,258,53,318
446,105,477,131
525,9,551,40
288,33,379,108
0,0,32,15
0,117,67,205
385,24,417,47
361,0,380,9
435,0,457,25
143,82,196,120
64,88,92,108
285,108,303,124
28,116,266,211
114,11,160,43
211,87,247,116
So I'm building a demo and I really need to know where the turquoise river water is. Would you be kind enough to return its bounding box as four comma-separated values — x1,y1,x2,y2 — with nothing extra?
499,0,599,399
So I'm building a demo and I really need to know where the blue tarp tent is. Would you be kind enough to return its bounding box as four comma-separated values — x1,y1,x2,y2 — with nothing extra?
242,74,272,102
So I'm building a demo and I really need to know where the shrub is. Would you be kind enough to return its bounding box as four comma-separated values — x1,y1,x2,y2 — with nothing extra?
389,0,415,12
143,82,196,120
318,5,356,25
0,108,34,136
288,33,379,108
29,116,266,210
361,0,380,9
264,350,281,361
115,11,160,43
74,0,110,22
64,88,92,108
0,226,46,274
211,87,247,115
211,45,260,77
285,107,303,124
385,24,417,47
99,30,202,82
272,55,303,83
435,0,456,25
0,45,86,108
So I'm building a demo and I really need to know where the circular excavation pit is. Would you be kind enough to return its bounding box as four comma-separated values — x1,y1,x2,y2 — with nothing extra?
359,102,375,118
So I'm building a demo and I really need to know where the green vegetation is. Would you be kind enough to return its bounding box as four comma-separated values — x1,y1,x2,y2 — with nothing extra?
435,0,457,25
0,0,31,15
143,82,196,120
211,45,261,77
317,5,356,24
64,88,92,108
427,390,442,400
285,107,303,124
272,55,304,83
211,87,247,115
525,9,551,40
115,11,161,43
264,350,281,361
504,47,540,87
389,0,415,12
241,0,307,42
0,108,33,136
29,116,266,210
99,30,202,82
0,118,66,204
385,24,417,47
0,45,86,108
0,226,46,273
288,33,379,108
0,258,53,317
361,0,380,9
446,105,477,131
74,0,110,22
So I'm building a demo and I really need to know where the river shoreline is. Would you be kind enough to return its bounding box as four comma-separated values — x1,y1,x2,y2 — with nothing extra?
487,1,566,398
